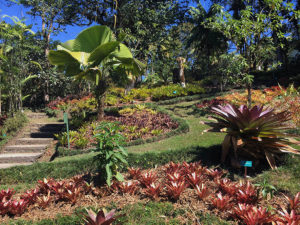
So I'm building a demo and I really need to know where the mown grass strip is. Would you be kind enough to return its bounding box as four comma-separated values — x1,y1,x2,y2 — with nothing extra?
4,201,230,225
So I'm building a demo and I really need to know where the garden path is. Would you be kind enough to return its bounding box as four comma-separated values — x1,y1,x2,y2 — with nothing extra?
0,112,63,169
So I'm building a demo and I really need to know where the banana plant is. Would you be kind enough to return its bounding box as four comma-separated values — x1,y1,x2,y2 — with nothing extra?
48,25,145,120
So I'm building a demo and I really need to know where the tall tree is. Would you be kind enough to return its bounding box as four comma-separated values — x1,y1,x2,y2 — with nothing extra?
13,0,83,56
187,3,228,76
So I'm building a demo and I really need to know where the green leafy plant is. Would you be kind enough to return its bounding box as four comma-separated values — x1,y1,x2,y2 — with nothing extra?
151,129,163,136
93,122,128,186
255,179,277,200
48,25,145,120
211,104,300,169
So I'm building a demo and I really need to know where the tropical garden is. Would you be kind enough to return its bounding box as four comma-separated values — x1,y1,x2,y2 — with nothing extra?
0,0,300,224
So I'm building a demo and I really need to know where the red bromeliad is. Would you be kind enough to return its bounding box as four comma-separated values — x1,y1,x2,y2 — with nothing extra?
218,178,237,196
20,188,39,204
65,188,81,204
187,172,203,187
284,192,300,211
82,208,122,225
128,167,142,179
195,184,210,200
236,181,258,204
0,188,15,201
238,206,275,225
139,171,157,187
233,203,252,219
277,208,300,225
166,181,186,201
164,161,182,174
211,193,232,210
0,200,11,216
9,199,28,215
205,168,224,180
116,181,139,195
144,182,161,200
37,191,51,209
37,178,55,193
166,171,184,183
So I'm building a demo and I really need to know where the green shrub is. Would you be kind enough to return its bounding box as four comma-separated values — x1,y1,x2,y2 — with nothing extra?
93,122,128,186
151,84,205,101
69,97,97,127
108,87,126,98
55,130,89,149
1,112,28,136
44,107,59,117
105,94,119,106
128,88,151,100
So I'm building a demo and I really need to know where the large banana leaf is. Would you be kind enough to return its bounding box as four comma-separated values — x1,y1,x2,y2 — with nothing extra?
72,26,114,52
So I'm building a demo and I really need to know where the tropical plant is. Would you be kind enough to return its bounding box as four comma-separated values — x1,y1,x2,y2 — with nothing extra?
82,208,121,225
195,183,210,200
284,192,300,211
166,181,186,201
211,104,300,169
48,25,145,120
93,122,128,186
211,193,232,210
254,179,277,200
144,182,161,200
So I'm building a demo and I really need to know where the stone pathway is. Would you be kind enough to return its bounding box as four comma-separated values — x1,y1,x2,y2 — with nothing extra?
0,112,64,169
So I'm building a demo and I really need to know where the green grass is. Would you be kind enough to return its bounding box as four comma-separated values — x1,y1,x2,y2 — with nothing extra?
6,201,230,225
253,155,300,195
127,101,224,154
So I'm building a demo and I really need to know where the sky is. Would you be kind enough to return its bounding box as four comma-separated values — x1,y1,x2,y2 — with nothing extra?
0,0,211,43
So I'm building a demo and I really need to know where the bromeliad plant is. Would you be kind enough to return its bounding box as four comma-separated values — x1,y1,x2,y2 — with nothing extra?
211,104,300,169
82,208,122,225
93,122,128,186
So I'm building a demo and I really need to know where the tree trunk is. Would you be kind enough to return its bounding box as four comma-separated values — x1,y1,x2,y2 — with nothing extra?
247,84,252,108
97,93,106,121
0,85,2,116
177,57,186,88
95,80,107,121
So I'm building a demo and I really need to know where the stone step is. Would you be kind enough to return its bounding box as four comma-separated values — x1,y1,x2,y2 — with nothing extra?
0,152,43,163
26,113,48,119
16,138,53,145
30,126,63,133
0,162,33,169
4,144,48,153
28,132,56,138
31,123,65,128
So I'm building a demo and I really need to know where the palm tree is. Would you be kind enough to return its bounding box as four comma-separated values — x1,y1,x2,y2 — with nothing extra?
187,3,227,73
48,25,144,120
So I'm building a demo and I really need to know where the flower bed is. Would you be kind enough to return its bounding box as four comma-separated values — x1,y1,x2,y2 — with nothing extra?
46,84,205,112
215,85,300,127
1,161,299,224
55,105,179,150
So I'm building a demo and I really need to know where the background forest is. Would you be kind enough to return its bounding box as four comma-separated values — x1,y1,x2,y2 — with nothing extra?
0,0,299,115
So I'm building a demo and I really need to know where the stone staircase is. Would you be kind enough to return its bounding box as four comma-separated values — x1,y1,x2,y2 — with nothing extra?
0,113,64,169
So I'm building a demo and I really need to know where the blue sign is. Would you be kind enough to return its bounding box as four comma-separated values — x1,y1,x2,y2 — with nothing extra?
240,161,252,167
